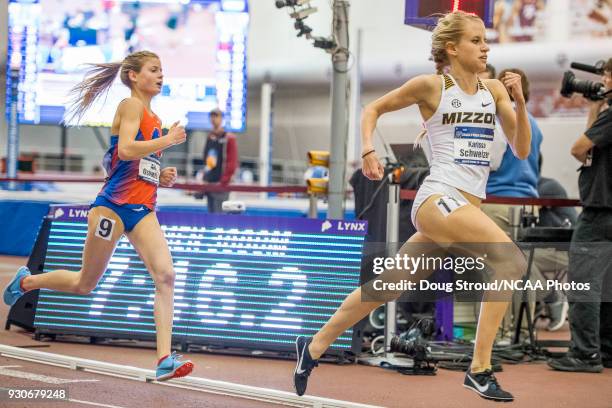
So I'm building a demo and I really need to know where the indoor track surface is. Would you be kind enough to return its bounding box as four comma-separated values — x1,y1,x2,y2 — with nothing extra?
2,256,612,408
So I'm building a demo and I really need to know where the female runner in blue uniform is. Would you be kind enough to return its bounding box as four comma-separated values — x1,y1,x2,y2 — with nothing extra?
4,50,193,381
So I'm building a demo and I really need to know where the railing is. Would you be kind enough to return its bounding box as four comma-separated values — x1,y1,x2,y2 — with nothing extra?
6,151,312,186
0,175,583,207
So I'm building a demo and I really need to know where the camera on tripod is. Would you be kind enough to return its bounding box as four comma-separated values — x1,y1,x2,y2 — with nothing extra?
560,61,608,102
389,335,437,375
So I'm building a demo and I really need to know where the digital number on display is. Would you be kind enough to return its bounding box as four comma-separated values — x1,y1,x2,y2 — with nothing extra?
35,207,367,353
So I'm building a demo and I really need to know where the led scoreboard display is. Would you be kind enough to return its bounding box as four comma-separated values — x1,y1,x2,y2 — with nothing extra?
34,205,367,354
405,0,494,28
6,0,249,131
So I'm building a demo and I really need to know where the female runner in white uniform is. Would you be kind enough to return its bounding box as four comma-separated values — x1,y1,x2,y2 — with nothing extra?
293,11,532,402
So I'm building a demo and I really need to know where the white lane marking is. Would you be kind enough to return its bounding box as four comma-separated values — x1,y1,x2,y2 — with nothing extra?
0,365,126,408
0,262,25,271
0,271,19,277
69,399,127,408
0,366,100,384
0,344,381,408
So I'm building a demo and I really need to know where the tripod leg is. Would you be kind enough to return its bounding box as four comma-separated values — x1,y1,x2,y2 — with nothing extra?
513,247,535,344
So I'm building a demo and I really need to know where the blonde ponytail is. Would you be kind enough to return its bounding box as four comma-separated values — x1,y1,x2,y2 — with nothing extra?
429,11,483,74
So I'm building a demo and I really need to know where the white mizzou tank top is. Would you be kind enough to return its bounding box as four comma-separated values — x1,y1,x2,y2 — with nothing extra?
422,74,497,198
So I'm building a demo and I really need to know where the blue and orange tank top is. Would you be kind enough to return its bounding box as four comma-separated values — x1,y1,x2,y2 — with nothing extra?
98,107,162,210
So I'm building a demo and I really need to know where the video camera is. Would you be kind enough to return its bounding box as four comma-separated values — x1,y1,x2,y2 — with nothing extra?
560,61,609,102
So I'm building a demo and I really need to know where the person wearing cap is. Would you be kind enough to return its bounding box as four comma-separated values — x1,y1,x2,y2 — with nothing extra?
201,108,238,213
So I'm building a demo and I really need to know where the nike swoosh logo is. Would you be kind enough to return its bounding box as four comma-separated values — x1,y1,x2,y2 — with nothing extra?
133,207,146,212
468,374,489,393
295,341,307,375
482,102,492,107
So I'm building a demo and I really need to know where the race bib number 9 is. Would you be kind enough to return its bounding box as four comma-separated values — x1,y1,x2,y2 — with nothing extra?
454,126,494,166
138,155,161,185
95,216,116,241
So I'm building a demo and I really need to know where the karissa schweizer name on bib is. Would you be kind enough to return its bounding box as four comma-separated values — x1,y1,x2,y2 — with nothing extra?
453,126,494,166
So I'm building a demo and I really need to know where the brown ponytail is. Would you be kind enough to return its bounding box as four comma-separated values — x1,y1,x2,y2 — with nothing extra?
64,50,159,125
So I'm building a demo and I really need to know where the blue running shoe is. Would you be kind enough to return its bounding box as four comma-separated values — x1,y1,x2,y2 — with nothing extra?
155,351,194,381
3,266,30,306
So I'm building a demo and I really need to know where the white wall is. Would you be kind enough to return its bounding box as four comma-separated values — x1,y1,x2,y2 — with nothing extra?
247,0,611,85
242,0,606,198
245,85,585,197
537,118,586,198
0,0,606,198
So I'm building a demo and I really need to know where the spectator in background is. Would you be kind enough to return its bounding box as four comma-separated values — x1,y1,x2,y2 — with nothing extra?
481,63,497,80
201,108,237,213
537,154,577,228
486,68,542,200
478,67,548,340
536,154,576,331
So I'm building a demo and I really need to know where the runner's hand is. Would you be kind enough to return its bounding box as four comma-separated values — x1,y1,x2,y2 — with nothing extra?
160,167,177,187
362,151,384,180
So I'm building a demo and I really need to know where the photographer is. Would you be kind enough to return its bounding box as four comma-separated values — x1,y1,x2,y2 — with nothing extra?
548,58,612,373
